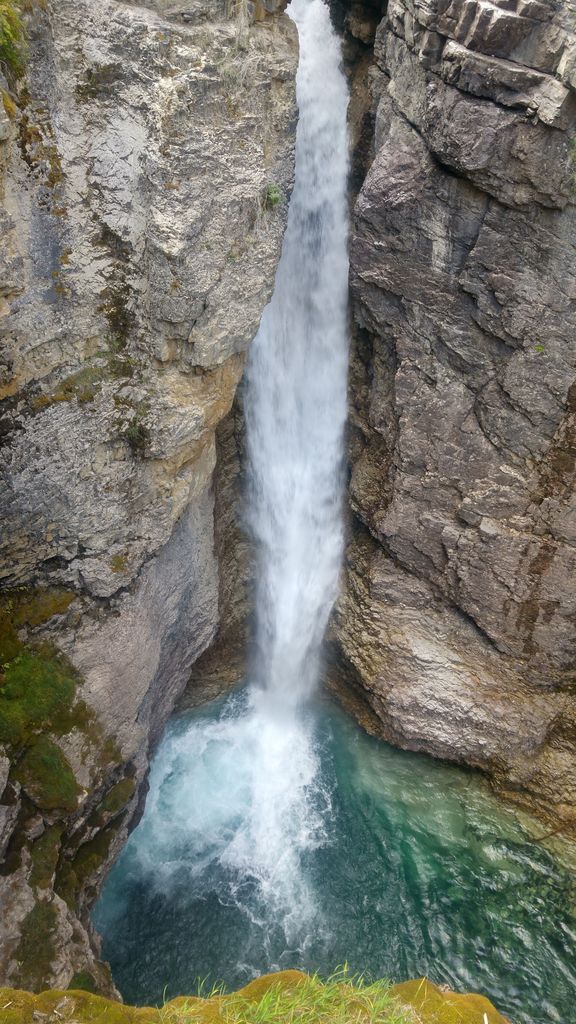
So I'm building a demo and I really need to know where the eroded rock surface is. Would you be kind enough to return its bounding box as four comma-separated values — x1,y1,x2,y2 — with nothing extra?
0,0,297,992
336,0,576,830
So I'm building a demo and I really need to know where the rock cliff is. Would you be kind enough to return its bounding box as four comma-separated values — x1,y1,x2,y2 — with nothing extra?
0,0,297,992
334,0,576,831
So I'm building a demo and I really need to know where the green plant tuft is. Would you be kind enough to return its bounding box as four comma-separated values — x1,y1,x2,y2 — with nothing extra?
0,0,25,80
264,183,282,209
124,415,150,454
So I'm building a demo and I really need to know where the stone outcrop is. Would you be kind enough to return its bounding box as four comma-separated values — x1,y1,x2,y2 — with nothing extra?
335,0,576,831
0,0,297,992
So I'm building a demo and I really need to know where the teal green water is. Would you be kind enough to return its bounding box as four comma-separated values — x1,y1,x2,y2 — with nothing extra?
94,693,576,1023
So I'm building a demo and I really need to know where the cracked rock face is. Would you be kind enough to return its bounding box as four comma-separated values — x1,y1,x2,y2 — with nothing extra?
337,0,576,830
0,0,296,992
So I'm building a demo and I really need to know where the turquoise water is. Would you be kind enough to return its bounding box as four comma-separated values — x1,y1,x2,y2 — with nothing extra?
94,693,576,1023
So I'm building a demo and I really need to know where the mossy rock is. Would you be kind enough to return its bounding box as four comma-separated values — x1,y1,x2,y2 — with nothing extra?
29,825,63,890
14,736,81,812
0,587,75,665
67,970,101,995
13,900,59,994
391,978,510,1023
56,821,121,908
89,777,136,827
0,647,78,747
0,971,511,1023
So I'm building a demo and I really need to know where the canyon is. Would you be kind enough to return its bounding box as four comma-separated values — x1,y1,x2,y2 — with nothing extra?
0,0,575,1004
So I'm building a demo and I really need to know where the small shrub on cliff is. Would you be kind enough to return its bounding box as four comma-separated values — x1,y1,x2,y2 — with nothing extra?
264,183,282,209
124,415,150,454
0,0,24,79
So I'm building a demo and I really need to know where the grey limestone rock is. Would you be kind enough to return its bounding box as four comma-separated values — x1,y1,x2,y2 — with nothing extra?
340,0,576,831
0,0,297,993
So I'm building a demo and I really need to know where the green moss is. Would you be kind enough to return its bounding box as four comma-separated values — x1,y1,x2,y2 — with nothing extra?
12,588,75,629
57,822,120,908
29,825,63,889
110,554,128,573
31,366,106,410
1,86,17,118
0,0,25,81
0,646,78,746
0,972,511,1023
91,777,135,826
15,735,81,811
0,587,75,664
14,900,58,993
391,978,510,1023
68,970,100,994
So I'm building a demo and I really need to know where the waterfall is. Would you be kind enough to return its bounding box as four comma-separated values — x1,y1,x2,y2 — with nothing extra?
245,0,349,714
95,0,350,975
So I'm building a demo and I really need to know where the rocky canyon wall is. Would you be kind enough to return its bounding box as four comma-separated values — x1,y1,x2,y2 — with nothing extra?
0,0,297,992
334,0,576,832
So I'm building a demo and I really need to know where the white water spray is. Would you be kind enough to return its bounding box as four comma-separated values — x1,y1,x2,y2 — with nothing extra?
110,0,350,968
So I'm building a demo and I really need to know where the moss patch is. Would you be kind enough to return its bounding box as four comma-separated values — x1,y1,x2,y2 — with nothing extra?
0,0,25,81
89,777,135,827
31,366,107,410
110,554,128,573
29,824,63,889
391,978,510,1024
124,415,150,454
0,646,78,747
14,900,58,993
56,822,120,909
15,735,81,811
68,970,100,994
2,86,17,118
0,587,75,664
0,972,512,1022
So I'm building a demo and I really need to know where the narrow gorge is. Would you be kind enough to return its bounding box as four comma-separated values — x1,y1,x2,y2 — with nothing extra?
0,0,575,1022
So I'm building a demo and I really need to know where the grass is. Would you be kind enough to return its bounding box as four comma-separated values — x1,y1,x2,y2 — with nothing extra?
159,971,416,1024
264,183,282,209
0,971,511,1022
0,0,24,79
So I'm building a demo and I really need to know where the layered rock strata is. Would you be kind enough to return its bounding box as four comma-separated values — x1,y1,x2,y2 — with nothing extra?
335,0,576,831
0,0,297,992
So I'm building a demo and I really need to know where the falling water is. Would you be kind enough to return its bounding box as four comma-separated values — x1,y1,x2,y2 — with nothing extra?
97,0,350,973
214,0,351,929
245,0,349,713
